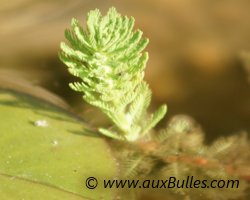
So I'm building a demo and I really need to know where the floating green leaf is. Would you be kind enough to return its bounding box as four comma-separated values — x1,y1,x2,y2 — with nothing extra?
0,89,118,200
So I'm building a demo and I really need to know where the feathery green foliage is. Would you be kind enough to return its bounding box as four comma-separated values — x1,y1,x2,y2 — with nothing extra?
112,115,250,200
59,7,167,141
58,7,250,200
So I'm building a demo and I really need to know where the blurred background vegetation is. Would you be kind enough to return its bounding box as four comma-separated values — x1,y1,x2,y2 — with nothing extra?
1,0,250,142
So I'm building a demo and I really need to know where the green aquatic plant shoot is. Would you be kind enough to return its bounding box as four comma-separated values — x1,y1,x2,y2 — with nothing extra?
59,7,167,141
58,7,250,200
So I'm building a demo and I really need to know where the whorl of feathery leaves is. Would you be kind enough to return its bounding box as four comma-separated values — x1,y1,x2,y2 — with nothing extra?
59,7,167,141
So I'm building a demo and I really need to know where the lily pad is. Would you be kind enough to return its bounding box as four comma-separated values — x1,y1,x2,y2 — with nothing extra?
0,89,118,200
